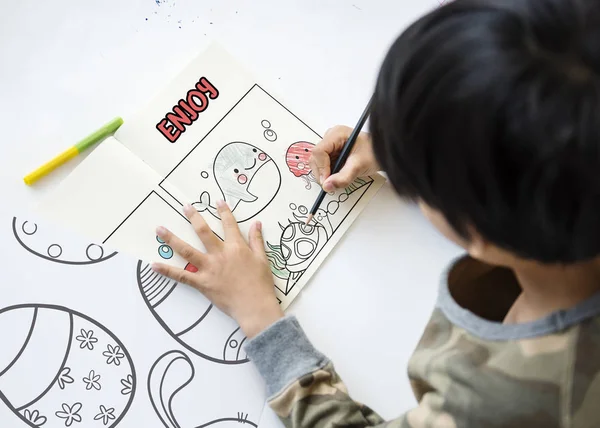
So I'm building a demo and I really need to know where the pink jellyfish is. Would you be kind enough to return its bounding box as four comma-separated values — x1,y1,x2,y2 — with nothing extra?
285,141,317,189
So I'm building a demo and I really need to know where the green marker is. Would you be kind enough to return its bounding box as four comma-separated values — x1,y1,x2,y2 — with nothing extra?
24,117,124,186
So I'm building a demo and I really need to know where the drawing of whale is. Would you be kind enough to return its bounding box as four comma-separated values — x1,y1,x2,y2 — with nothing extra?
194,142,281,223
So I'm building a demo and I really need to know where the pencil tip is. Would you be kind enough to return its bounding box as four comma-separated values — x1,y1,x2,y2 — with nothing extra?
305,214,313,225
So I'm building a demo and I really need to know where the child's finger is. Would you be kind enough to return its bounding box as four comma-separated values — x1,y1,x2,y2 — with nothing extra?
323,160,360,192
155,226,206,267
310,146,332,184
183,204,221,252
249,221,267,260
151,262,198,287
311,126,352,183
216,200,243,242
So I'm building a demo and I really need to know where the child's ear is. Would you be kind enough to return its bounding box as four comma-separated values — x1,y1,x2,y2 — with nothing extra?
465,225,488,259
466,226,513,266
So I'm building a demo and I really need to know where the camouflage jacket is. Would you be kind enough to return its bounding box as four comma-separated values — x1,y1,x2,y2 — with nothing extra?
245,256,600,427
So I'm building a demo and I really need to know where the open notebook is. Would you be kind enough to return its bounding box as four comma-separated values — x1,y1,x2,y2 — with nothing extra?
39,42,385,310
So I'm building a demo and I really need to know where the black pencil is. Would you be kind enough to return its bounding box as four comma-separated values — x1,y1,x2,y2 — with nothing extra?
306,95,374,224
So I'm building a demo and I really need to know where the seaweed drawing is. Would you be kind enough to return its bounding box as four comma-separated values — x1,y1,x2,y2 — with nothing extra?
267,177,375,295
267,222,329,295
12,217,118,265
265,242,290,280
148,351,257,428
0,304,136,428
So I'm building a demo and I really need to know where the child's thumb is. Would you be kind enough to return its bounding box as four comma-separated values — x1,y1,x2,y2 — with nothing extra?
323,164,359,192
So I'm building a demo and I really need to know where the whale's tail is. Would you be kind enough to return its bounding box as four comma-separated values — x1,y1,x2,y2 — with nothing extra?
193,192,218,217
148,350,195,428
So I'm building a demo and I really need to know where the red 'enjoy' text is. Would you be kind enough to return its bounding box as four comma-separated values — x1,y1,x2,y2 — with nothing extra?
156,77,219,143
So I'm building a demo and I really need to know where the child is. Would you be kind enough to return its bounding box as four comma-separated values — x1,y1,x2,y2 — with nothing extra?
152,0,600,426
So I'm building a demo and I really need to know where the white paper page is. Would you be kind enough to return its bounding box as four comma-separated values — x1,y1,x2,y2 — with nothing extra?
36,137,206,265
0,207,266,428
157,84,386,308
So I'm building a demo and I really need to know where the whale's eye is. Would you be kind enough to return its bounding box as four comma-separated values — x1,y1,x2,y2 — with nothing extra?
234,169,239,174
295,156,299,160
253,149,257,153
304,148,309,152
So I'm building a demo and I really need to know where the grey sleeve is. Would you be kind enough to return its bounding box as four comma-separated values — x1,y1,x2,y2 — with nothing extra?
243,315,398,428
243,315,330,397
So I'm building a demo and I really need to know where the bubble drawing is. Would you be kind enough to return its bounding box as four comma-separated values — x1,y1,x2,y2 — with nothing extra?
261,120,277,142
157,236,174,260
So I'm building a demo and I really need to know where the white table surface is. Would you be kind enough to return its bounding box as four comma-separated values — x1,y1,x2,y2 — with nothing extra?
0,1,462,426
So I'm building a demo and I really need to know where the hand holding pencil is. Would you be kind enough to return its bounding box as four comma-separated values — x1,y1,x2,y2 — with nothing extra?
307,98,380,222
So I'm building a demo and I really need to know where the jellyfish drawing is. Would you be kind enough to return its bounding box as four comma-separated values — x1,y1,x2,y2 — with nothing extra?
285,142,318,189
193,142,281,223
148,351,257,428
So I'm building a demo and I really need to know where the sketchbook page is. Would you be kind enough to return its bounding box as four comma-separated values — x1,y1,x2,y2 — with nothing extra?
112,42,385,309
156,83,386,309
36,137,206,265
0,205,266,427
115,42,256,178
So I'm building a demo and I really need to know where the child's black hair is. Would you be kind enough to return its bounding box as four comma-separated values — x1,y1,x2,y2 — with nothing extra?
370,0,600,263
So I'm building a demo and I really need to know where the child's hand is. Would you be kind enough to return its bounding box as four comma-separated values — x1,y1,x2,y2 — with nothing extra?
310,125,380,192
151,201,284,339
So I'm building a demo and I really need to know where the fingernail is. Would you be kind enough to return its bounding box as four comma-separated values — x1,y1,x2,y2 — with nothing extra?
216,199,226,209
151,262,161,272
323,180,333,193
183,204,195,216
156,226,167,237
256,221,262,232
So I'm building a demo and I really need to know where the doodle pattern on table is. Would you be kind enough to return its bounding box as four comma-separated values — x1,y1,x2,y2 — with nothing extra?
148,350,257,428
193,142,281,223
266,177,374,295
136,261,249,365
0,304,136,427
12,217,118,265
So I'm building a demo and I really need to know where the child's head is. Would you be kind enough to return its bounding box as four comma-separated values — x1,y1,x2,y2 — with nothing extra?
370,0,600,265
